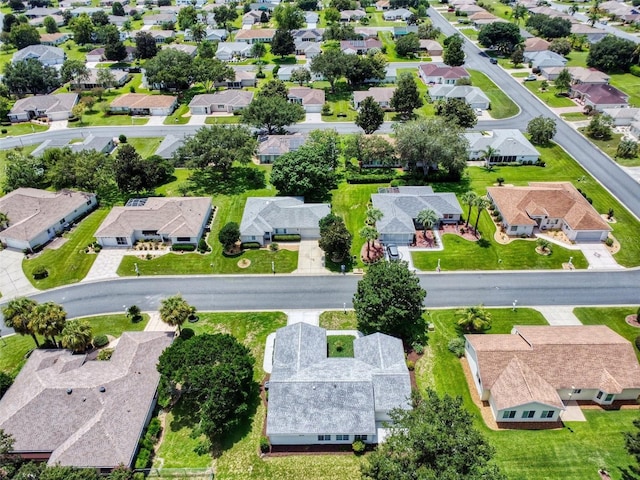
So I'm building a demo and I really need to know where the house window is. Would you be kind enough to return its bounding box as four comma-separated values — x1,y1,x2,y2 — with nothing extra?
572,389,582,394
597,391,603,399
177,237,191,242
317,435,331,441
116,237,128,245
522,411,535,419
86,200,92,205
142,230,158,236
355,435,368,441
336,435,349,441
541,410,554,419
59,218,66,224
217,105,225,109
502,411,516,419
605,394,614,402
510,226,517,232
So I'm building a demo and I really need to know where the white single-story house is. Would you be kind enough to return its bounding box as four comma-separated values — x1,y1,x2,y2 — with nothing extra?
214,70,257,89
353,87,396,110
184,27,228,42
371,186,463,245
292,28,323,44
465,326,640,424
257,134,307,164
163,43,198,57
570,23,607,43
418,63,469,85
266,323,411,445
12,44,65,66
0,331,173,469
8,94,78,123
383,7,412,20
0,188,97,251
95,197,212,247
487,182,612,241
524,50,567,69
239,197,330,245
340,9,366,21
39,32,70,46
602,107,640,127
188,90,254,114
429,84,490,110
109,94,177,116
541,66,609,84
71,68,129,90
154,134,184,159
464,129,540,165
31,135,115,157
143,12,176,25
288,87,325,113
340,38,382,55
215,41,253,61
235,28,276,44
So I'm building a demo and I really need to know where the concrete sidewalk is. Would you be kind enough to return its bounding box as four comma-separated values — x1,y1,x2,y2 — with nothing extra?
143,311,175,332
534,306,582,325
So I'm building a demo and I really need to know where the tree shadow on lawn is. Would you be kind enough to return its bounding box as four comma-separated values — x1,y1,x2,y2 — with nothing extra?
189,166,266,196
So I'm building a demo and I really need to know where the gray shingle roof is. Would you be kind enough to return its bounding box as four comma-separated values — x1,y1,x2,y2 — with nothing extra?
13,44,64,63
266,324,411,437
464,129,539,158
240,197,330,237
0,332,174,468
155,134,184,159
9,94,77,117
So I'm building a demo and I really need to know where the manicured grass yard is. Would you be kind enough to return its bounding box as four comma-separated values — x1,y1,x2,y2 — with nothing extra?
23,208,109,289
418,308,638,480
468,70,519,119
578,129,640,167
327,335,355,357
154,312,364,479
0,123,49,138
574,307,640,359
561,112,589,121
610,72,640,106
319,311,358,330
163,104,191,125
0,313,148,377
522,81,576,108
122,137,163,159
459,28,479,41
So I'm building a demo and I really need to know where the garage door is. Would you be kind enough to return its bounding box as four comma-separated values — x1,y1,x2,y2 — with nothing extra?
574,231,604,242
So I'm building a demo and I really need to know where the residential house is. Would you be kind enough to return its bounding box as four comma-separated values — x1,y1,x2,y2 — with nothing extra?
353,87,396,110
527,5,573,19
601,107,640,126
242,9,264,25
418,62,469,85
340,38,382,54
239,197,330,245
143,13,176,25
570,23,607,43
371,186,463,245
266,323,411,446
0,188,97,251
12,45,65,66
108,14,128,26
340,9,367,22
8,94,78,122
0,332,173,469
288,87,325,112
487,182,612,241
465,326,640,424
365,65,397,84
235,28,276,44
164,43,198,57
257,134,307,163
188,90,254,114
249,2,278,11
456,4,484,14
419,39,442,56
428,84,490,110
154,134,184,159
95,197,212,247
470,11,504,27
185,27,228,42
31,135,115,157
541,66,609,84
375,0,390,10
524,50,567,69
24,6,61,17
464,129,540,165
69,6,103,16
71,68,129,89
570,83,628,111
215,70,257,89
393,24,419,37
523,36,551,52
109,94,178,116
129,30,175,43
292,28,323,43
294,42,322,58
215,41,252,60
39,32,70,46
383,8,413,21
29,14,64,27
177,0,206,5
354,27,380,39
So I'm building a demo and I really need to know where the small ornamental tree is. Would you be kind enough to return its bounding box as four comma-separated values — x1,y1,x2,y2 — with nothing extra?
318,216,352,262
159,294,195,334
457,304,492,333
219,222,240,252
355,96,384,134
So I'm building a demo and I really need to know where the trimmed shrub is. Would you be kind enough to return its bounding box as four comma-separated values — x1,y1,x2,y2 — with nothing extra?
241,242,261,249
270,242,279,252
605,237,614,247
256,71,266,79
448,337,466,358
118,134,127,143
94,334,109,348
147,417,162,441
260,436,270,453
180,327,195,340
347,173,397,184
0,372,13,400
171,243,196,251
406,360,415,371
97,348,114,360
272,234,301,242
33,265,49,279
1,129,7,134
352,439,366,454
411,342,424,355
631,65,640,77
197,238,210,253
390,179,407,187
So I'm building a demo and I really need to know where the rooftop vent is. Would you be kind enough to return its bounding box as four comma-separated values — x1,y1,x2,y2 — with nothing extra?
99,386,106,393
66,388,72,395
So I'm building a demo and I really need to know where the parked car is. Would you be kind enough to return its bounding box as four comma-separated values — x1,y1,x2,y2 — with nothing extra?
489,58,498,64
524,75,537,81
475,108,482,115
386,243,400,261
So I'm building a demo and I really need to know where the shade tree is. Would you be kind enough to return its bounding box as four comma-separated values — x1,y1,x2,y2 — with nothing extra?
355,96,385,134
319,215,352,262
526,115,557,145
241,95,305,134
478,22,522,55
390,71,423,119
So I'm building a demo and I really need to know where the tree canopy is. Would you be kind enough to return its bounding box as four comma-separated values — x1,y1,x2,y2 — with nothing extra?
144,49,194,91
310,49,347,92
443,34,465,66
114,144,173,193
526,115,557,145
390,71,423,119
435,97,477,128
3,59,60,95
273,3,305,30
356,96,385,134
362,390,507,480
353,261,426,343
395,32,420,57
478,22,522,55
318,214,352,262
457,304,492,333
586,34,637,72
159,294,195,334
241,95,305,134
525,13,571,39
157,333,255,441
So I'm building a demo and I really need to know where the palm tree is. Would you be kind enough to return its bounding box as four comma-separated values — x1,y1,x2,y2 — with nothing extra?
159,294,195,334
473,196,489,236
536,237,552,253
359,225,378,256
2,297,39,347
456,304,492,333
460,191,478,228
481,146,499,169
416,209,438,239
61,320,93,353
32,302,67,348
365,207,383,226
511,4,528,24
190,22,206,43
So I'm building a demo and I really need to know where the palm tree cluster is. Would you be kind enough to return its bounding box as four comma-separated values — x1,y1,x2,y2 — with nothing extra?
359,207,382,260
2,297,93,353
460,191,489,236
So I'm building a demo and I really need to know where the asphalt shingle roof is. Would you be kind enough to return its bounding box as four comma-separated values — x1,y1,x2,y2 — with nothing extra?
240,197,330,237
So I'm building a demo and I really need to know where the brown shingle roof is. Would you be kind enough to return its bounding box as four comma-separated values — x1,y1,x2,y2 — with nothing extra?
419,63,469,79
110,93,177,109
487,182,611,232
466,326,640,409
235,28,275,40
524,37,551,52
288,87,325,106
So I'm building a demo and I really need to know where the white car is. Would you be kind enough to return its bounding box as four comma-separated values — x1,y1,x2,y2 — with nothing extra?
475,108,483,116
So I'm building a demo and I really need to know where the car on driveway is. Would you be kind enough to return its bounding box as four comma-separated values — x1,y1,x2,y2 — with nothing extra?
524,75,537,81
387,244,400,261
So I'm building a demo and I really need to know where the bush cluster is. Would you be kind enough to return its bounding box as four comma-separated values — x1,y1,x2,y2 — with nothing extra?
97,348,114,361
93,334,109,348
241,242,261,249
260,436,270,453
447,337,466,358
347,173,397,184
352,440,366,454
171,243,196,252
32,265,48,279
272,234,301,242
197,238,210,253
135,417,162,469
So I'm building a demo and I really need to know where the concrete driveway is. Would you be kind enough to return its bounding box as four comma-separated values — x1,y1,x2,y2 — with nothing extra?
579,243,623,270
0,249,38,300
293,240,328,274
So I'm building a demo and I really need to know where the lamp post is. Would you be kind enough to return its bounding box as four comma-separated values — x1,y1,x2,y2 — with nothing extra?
134,262,139,277
271,261,275,275
436,258,441,273
568,256,573,269
343,302,346,314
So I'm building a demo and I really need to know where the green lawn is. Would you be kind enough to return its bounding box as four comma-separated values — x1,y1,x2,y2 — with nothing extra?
573,307,640,358
204,115,242,125
511,72,530,78
69,111,149,128
319,311,358,330
578,129,640,167
609,73,640,107
163,104,191,125
522,81,576,107
0,123,49,138
155,168,193,196
561,112,589,121
378,31,420,62
22,209,109,289
327,334,355,357
468,70,519,119
418,308,639,480
0,313,148,377
565,51,589,68
154,311,364,479
459,28,479,41
123,137,163,159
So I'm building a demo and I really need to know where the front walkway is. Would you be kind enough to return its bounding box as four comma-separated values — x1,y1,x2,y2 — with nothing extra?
560,400,587,422
143,311,175,332
293,240,328,275
0,249,38,300
534,306,582,325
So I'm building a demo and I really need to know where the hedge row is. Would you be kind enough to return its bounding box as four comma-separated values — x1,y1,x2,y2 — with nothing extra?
272,234,301,242
241,242,262,249
171,243,196,252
